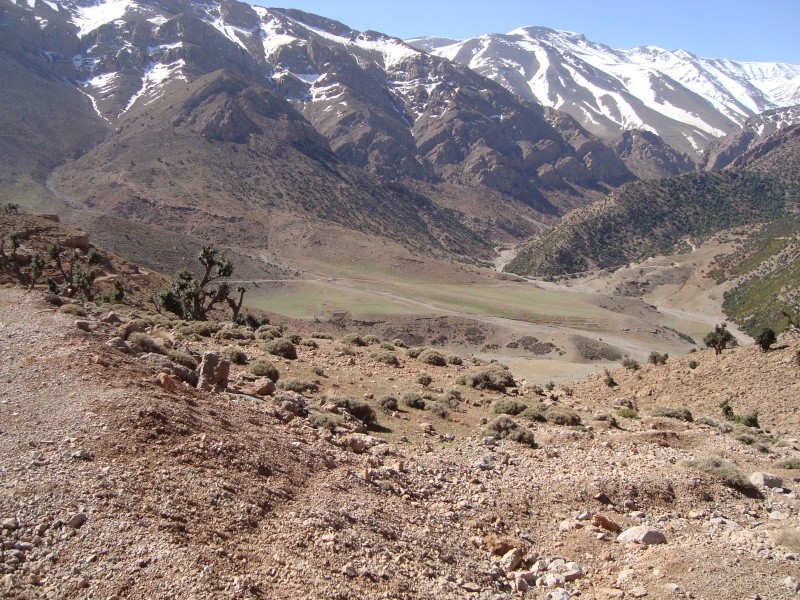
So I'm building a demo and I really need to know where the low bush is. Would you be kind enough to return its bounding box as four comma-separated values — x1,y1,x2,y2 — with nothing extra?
286,333,303,345
755,328,776,352
372,351,400,366
329,396,376,425
178,322,219,337
603,368,617,387
617,407,639,419
681,456,759,495
593,413,618,427
428,402,449,419
415,372,431,387
651,406,693,422
278,379,319,393
774,458,800,470
341,334,368,347
379,342,395,351
392,339,408,349
689,360,699,369
649,351,668,365
59,303,86,317
166,349,198,370
309,413,342,431
311,364,325,377
459,365,516,392
622,357,640,371
223,347,248,365
492,398,527,416
301,339,319,349
364,335,381,345
486,416,536,447
311,332,333,340
544,405,582,426
696,416,719,428
447,355,463,366
520,403,547,422
256,325,283,340
263,338,297,360
217,327,253,341
776,528,800,553
128,332,164,355
378,396,398,411
407,347,426,359
418,349,447,366
249,359,280,382
403,393,426,410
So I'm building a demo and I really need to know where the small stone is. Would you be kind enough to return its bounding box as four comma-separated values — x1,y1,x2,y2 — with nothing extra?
514,575,530,592
750,472,782,488
75,320,93,332
462,582,482,593
100,311,122,324
252,379,276,396
482,436,497,447
544,590,570,600
617,526,667,545
500,547,524,572
630,588,648,598
593,513,622,533
542,573,566,587
105,337,132,353
784,576,800,592
66,513,87,529
341,564,356,577
71,449,93,461
419,422,435,434
2,517,18,531
1,574,18,591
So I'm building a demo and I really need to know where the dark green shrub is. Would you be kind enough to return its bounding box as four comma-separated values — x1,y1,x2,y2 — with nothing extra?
403,393,426,410
545,381,555,392
520,403,547,422
447,355,463,366
235,313,269,330
223,347,248,365
648,351,668,365
418,349,447,366
604,368,617,387
492,398,527,415
286,333,303,345
278,379,318,393
680,456,758,494
379,396,398,411
379,342,395,351
264,338,297,360
166,349,198,370
309,413,342,431
311,364,325,377
329,397,376,425
257,325,283,340
249,359,279,382
428,402,449,419
755,328,777,352
392,339,408,349
311,332,333,340
617,407,639,419
544,405,582,426
689,360,699,369
486,416,536,447
128,332,164,355
364,335,381,345
341,334,367,347
301,339,319,349
59,303,86,317
704,323,736,355
460,366,516,392
696,416,719,428
651,406,693,422
407,346,426,359
622,357,640,371
417,372,433,386
371,352,400,366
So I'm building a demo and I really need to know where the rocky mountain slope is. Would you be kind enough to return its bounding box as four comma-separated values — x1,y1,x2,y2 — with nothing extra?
0,0,634,221
1,216,800,599
505,124,800,279
411,28,800,158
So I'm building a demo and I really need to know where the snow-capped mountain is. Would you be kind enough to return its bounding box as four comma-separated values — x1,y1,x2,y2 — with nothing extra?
409,27,800,157
1,0,634,211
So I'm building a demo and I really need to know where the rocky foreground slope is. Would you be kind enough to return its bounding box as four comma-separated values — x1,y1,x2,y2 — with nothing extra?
1,266,800,598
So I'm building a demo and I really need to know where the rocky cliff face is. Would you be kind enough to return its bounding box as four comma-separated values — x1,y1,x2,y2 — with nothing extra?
612,130,696,180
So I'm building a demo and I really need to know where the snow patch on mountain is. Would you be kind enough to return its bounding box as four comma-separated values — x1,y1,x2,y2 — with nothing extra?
123,59,186,113
73,0,133,36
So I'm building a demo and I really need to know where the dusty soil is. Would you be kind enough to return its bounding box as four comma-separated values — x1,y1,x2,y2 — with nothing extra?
1,285,800,599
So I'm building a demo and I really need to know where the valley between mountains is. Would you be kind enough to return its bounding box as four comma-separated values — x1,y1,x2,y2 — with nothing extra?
1,0,800,598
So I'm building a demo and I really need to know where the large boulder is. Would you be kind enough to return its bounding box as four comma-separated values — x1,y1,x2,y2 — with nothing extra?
197,352,230,391
617,526,667,545
139,353,198,386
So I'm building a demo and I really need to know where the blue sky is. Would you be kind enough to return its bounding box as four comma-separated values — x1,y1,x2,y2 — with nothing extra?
255,1,800,63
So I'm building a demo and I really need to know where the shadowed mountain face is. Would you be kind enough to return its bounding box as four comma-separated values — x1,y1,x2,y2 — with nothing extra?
411,28,800,159
0,0,635,222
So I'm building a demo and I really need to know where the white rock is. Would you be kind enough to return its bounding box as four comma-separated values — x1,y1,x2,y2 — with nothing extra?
784,576,800,592
750,472,782,488
617,526,667,545
544,589,570,600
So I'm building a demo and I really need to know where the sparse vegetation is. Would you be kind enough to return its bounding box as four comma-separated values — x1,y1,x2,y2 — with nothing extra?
341,334,368,347
263,338,297,360
755,328,776,352
458,365,515,393
329,396,376,425
378,396,399,411
720,400,759,428
622,357,640,371
417,372,433,386
651,407,693,422
689,360,699,369
59,303,86,317
223,347,248,365
704,323,736,355
278,379,319,393
603,368,617,387
776,529,800,553
774,458,800,470
543,405,582,426
309,413,342,432
249,359,280,382
648,351,668,365
520,403,547,422
447,355,463,366
403,393,426,410
617,407,639,419
128,332,164,355
492,398,527,416
485,416,536,447
681,456,759,495
372,351,400,366
417,349,447,366
156,244,244,322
